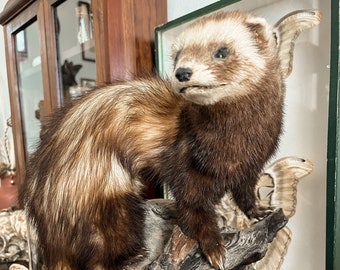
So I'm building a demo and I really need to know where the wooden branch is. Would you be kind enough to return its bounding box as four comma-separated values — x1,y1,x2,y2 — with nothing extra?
124,199,287,270
0,199,288,270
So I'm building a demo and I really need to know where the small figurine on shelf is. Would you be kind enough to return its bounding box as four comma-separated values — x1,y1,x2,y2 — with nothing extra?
61,59,82,103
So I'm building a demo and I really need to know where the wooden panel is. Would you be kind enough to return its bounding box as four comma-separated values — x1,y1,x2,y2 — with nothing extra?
108,0,136,80
40,0,62,113
0,0,35,25
92,0,110,84
93,0,167,84
133,0,167,74
94,0,137,82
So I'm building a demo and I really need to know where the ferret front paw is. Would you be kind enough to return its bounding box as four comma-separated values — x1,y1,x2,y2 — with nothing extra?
201,241,226,270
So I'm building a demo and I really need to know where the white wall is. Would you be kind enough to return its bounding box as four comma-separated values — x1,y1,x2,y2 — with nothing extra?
168,0,217,20
0,1,14,166
167,0,330,269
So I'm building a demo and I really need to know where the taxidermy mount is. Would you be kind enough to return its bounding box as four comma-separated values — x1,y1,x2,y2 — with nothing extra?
21,9,321,270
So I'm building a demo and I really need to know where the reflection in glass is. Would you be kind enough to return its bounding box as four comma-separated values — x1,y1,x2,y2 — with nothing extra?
76,3,93,44
55,0,96,104
15,21,44,156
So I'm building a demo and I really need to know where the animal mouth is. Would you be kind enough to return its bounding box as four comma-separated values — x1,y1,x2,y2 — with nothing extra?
179,84,225,93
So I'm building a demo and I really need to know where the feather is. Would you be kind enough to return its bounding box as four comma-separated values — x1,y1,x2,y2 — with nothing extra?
256,157,314,218
254,227,292,270
274,9,322,78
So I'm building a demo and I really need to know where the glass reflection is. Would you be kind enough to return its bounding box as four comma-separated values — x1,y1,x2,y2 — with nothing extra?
55,0,96,104
15,21,44,155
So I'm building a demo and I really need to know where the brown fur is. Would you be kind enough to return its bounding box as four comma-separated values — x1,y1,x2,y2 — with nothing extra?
21,11,285,269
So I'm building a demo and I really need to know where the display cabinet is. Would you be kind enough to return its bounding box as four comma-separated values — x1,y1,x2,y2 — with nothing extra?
0,0,167,189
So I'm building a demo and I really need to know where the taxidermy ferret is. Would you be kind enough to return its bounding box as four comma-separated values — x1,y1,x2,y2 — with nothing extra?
21,9,320,270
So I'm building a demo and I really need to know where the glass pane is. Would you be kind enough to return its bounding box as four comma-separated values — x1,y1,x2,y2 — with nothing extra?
55,0,96,104
15,21,44,155
156,0,330,269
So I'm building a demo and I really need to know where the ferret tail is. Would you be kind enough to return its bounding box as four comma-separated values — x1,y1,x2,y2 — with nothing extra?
27,192,146,269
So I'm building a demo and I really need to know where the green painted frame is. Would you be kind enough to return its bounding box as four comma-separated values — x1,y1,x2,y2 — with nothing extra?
156,0,338,269
326,0,340,269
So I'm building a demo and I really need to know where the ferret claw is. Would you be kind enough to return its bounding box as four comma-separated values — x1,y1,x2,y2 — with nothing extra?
204,245,226,270
207,254,225,270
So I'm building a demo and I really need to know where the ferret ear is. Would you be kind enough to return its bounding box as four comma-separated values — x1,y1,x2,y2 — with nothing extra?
246,17,276,50
274,9,322,79
246,16,273,47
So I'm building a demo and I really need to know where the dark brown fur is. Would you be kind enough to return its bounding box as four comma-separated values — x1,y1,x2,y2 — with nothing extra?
22,11,285,270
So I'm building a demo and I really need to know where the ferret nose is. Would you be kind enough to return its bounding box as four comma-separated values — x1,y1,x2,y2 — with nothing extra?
175,67,193,82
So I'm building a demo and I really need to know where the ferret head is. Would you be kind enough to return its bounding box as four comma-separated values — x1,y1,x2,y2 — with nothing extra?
171,11,279,105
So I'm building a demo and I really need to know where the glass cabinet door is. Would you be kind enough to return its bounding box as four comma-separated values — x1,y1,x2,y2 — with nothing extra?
1,0,43,185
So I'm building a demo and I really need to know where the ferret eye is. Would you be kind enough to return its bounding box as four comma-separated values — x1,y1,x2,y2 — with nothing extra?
213,47,229,59
174,50,182,64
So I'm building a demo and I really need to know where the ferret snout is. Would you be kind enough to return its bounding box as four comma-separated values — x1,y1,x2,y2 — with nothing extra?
175,67,193,82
